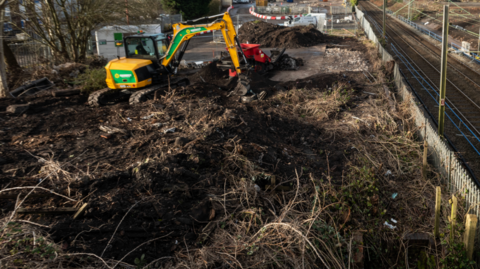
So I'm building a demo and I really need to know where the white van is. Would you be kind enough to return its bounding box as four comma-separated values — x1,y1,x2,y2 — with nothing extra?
284,16,318,27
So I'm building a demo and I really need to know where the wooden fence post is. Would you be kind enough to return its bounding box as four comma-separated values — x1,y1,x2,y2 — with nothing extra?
464,214,478,260
422,140,428,180
449,195,457,243
434,186,441,238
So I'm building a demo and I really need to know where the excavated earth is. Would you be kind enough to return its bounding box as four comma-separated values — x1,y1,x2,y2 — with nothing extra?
238,21,325,49
0,38,378,266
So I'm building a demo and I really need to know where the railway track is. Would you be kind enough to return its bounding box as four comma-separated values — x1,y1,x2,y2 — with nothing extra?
359,1,480,174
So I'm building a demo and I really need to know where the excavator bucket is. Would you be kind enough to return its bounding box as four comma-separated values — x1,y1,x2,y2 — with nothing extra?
232,74,251,96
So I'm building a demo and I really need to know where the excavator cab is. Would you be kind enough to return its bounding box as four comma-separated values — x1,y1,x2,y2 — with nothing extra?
124,34,170,62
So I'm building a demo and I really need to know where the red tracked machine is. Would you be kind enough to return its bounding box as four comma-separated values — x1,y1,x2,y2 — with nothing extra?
218,43,299,77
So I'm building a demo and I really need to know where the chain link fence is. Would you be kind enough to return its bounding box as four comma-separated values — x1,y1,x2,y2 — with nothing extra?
8,41,53,69
325,13,357,34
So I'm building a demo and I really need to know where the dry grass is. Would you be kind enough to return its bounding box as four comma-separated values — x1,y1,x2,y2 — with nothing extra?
161,74,447,268
0,37,472,269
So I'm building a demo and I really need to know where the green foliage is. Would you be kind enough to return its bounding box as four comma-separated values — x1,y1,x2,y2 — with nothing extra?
440,241,476,269
350,0,358,6
207,0,221,16
417,251,436,269
161,0,213,20
411,11,422,21
341,166,381,218
134,254,146,268
1,222,58,263
379,38,387,46
76,68,107,94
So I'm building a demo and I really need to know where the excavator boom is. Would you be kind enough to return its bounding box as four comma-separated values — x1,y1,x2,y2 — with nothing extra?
163,12,245,75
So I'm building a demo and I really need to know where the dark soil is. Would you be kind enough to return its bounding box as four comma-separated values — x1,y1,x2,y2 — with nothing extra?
188,62,228,84
238,21,325,49
0,68,368,265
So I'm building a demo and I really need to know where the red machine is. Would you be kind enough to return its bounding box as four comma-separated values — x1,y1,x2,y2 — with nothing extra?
229,44,269,77
219,43,297,77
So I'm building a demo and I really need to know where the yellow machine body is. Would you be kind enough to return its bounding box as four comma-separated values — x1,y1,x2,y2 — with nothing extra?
105,58,154,90
104,12,243,90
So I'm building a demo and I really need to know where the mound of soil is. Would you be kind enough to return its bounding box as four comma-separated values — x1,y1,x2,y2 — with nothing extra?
238,21,324,49
188,62,228,84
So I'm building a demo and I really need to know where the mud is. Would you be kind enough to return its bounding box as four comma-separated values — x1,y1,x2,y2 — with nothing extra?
188,62,228,84
0,34,386,267
238,21,325,49
0,70,369,265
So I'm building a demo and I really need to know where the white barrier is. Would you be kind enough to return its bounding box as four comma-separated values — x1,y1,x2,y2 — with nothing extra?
249,7,303,20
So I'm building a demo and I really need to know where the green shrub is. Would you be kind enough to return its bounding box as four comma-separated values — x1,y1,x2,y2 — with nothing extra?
76,68,107,94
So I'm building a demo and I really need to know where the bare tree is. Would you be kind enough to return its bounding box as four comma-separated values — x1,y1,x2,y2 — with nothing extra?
128,0,167,24
0,0,9,98
9,0,123,63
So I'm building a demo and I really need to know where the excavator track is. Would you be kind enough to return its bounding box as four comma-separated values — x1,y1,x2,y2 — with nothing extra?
129,78,189,106
129,85,162,106
88,78,190,107
88,88,124,107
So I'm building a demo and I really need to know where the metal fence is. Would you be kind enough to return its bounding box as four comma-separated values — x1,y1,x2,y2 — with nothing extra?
325,13,357,33
357,6,480,257
330,5,352,15
254,4,352,15
396,15,480,65
8,41,53,69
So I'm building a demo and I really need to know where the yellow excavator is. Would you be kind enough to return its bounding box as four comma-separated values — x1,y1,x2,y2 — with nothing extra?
88,11,254,106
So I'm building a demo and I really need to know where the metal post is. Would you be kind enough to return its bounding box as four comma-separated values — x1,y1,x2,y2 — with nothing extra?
330,6,333,34
327,6,333,34
408,0,412,21
438,5,449,138
383,0,386,39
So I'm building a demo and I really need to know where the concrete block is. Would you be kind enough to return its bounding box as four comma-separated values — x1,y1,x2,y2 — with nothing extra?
352,231,364,269
403,232,430,247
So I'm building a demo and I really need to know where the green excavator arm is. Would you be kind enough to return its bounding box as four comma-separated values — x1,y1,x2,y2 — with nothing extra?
162,12,246,75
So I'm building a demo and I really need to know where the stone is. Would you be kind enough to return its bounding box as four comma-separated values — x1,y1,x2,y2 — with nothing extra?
6,104,29,114
174,137,190,147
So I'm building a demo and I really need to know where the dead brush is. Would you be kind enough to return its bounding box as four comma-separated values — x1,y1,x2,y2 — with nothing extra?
275,84,354,121
171,149,350,269
36,156,77,187
169,74,458,268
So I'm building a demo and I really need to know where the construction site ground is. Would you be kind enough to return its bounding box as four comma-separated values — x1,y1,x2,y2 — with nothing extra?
183,31,364,81
0,26,453,267
0,5,468,265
